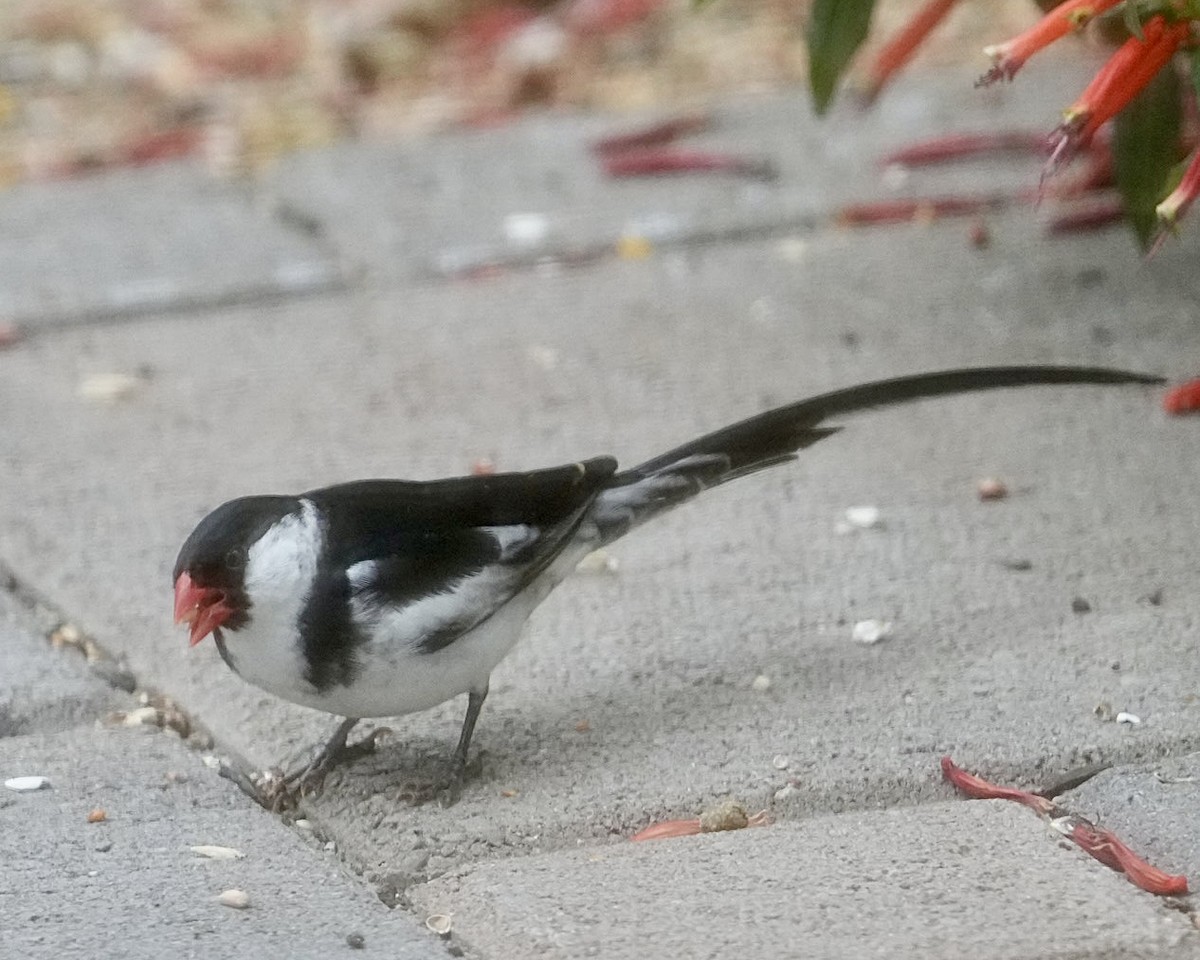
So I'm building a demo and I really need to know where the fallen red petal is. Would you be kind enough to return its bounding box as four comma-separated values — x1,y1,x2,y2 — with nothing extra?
940,756,1055,814
601,149,776,180
591,114,710,155
1163,379,1200,415
630,818,703,841
1071,822,1189,895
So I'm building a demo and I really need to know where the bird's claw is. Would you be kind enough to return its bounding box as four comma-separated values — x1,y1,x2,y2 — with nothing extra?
263,727,393,809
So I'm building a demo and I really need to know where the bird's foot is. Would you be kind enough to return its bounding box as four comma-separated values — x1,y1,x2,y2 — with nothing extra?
261,727,392,810
396,754,481,808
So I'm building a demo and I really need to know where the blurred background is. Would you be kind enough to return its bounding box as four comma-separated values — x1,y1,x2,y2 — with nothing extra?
0,0,1040,182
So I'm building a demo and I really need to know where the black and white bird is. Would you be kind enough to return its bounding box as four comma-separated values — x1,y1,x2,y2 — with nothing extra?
174,365,1160,802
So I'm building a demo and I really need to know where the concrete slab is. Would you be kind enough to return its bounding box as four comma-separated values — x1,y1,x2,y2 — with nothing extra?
0,728,442,960
409,801,1195,960
0,206,1198,884
0,588,127,738
0,590,442,960
0,162,342,329
270,57,1098,282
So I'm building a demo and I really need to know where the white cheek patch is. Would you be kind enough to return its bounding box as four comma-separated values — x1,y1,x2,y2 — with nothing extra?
244,500,322,600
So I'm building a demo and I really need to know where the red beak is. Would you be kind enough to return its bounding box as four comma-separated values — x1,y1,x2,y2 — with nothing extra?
174,571,233,647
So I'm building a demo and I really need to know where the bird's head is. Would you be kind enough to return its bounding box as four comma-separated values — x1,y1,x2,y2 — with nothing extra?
173,496,298,646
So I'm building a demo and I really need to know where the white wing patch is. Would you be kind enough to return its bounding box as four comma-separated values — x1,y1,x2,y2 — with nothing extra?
347,524,540,653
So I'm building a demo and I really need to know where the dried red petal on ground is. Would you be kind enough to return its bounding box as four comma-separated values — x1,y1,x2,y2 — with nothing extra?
591,114,710,155
601,149,775,180
940,756,1055,814
630,818,703,841
880,131,1048,167
0,325,23,349
562,0,666,38
1045,196,1124,234
121,127,203,167
1163,379,1200,415
860,0,961,105
1070,821,1189,895
837,195,1006,225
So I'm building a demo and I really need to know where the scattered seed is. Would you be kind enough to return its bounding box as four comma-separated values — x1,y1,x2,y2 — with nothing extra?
771,754,789,770
470,457,495,476
1116,712,1142,726
576,550,619,574
191,845,245,860
843,505,882,529
977,477,1008,500
773,783,797,802
852,619,892,645
751,674,771,693
294,819,313,832
499,788,519,798
201,755,221,769
122,706,161,727
5,776,50,791
998,558,1033,572
77,372,143,404
574,718,591,733
426,914,453,938
164,771,189,784
217,889,251,910
86,808,107,823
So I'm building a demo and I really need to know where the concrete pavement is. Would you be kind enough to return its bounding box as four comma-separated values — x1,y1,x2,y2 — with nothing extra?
4,58,1200,957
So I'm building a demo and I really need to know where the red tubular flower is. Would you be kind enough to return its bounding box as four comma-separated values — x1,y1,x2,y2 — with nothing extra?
980,0,1124,85
1156,147,1200,231
860,0,962,104
1046,16,1191,172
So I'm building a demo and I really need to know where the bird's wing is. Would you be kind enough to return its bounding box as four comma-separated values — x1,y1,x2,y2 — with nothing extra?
302,457,617,653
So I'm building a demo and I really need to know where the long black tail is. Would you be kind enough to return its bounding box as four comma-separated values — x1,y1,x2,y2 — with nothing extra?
589,365,1161,542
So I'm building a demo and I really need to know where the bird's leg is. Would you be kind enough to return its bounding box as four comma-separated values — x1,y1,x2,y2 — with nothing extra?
274,717,391,801
399,685,488,807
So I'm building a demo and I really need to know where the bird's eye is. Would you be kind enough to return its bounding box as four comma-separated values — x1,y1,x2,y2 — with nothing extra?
225,548,246,569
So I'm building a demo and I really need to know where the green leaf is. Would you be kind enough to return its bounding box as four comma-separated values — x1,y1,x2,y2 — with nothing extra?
1113,61,1182,248
1122,1,1144,40
807,0,876,115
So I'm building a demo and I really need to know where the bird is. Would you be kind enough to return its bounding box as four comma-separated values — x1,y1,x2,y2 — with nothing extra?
173,365,1161,804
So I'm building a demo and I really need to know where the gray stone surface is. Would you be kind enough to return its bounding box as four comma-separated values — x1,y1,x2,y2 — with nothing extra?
3,61,1200,958
410,801,1195,960
0,593,126,737
0,593,441,959
0,162,343,328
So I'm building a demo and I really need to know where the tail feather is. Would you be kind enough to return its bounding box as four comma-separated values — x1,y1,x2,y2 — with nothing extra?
590,365,1161,542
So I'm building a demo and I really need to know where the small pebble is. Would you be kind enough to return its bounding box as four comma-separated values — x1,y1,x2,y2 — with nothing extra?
1116,712,1142,726
751,674,771,693
346,933,366,950
1071,597,1092,614
977,478,1007,500
426,914,453,938
190,845,245,860
5,776,50,792
852,619,892,645
772,754,789,770
95,842,113,853
86,808,107,823
837,505,882,533
217,889,251,910
294,819,313,832
773,783,797,802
